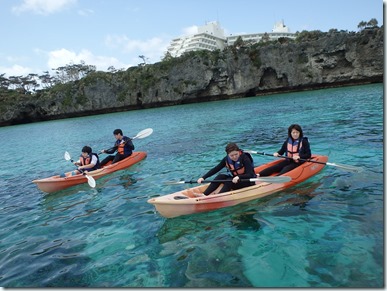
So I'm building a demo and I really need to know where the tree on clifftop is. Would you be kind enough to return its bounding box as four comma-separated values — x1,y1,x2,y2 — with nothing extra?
233,36,245,48
358,18,379,30
138,55,148,66
52,61,96,83
367,18,379,27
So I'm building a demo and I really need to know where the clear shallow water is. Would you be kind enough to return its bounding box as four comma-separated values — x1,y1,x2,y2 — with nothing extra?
0,84,383,287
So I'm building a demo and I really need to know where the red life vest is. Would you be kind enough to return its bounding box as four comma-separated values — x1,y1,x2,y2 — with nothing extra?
287,138,303,161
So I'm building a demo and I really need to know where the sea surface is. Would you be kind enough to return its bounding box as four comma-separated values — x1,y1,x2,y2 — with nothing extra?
0,83,383,287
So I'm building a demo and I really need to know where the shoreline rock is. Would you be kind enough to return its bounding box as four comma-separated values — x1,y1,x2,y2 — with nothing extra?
0,27,383,127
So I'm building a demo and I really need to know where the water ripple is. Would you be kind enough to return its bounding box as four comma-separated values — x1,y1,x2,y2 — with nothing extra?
0,84,383,287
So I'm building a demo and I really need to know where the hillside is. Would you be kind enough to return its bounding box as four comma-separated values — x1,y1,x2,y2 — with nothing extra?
0,27,383,126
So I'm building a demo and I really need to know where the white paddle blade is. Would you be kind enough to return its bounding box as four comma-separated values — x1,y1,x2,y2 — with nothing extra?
251,176,292,183
164,180,187,185
328,162,364,173
85,175,96,188
133,128,153,139
64,151,71,161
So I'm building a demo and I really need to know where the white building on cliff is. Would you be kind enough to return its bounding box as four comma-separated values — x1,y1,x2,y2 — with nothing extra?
227,20,294,46
166,20,295,57
166,21,227,57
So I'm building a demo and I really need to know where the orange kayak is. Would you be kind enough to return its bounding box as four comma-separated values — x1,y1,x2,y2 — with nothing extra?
148,155,328,218
33,151,147,193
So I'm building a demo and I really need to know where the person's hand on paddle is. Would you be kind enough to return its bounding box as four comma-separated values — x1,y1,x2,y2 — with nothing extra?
273,152,280,157
292,155,300,162
197,177,204,184
232,176,240,184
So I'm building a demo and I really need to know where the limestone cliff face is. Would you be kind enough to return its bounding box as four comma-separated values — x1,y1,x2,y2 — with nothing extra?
0,27,383,126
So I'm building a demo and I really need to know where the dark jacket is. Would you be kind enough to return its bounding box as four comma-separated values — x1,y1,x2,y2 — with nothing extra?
105,136,135,156
202,153,256,180
277,137,311,161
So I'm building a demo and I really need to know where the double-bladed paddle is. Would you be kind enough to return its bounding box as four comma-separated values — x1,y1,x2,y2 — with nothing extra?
245,150,363,173
64,151,96,188
165,176,291,185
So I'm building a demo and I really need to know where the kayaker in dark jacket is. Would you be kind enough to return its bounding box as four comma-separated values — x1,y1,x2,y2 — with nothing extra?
258,124,311,177
100,129,134,167
197,143,256,196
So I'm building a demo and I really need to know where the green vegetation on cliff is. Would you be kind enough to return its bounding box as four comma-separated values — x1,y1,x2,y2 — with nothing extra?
0,23,383,126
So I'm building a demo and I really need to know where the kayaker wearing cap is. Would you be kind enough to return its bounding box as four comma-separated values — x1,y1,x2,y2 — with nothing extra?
258,123,311,176
100,129,135,167
196,142,256,196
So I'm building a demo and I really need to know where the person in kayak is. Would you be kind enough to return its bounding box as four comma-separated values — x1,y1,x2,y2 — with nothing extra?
258,124,311,176
196,142,256,196
70,146,100,176
99,129,135,167
60,146,100,177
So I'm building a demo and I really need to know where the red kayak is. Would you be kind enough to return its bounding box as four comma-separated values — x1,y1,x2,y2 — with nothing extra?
148,155,328,218
33,151,147,193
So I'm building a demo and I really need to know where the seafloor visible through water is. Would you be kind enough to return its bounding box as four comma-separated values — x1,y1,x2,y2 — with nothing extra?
0,83,383,287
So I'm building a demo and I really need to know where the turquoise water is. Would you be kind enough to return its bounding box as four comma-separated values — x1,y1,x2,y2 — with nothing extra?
0,84,383,287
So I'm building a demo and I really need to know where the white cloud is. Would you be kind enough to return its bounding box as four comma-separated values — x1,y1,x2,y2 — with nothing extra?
47,48,130,71
12,0,77,15
77,8,94,17
0,64,33,77
105,35,170,64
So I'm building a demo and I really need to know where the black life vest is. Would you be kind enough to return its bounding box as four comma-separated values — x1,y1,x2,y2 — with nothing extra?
79,153,101,170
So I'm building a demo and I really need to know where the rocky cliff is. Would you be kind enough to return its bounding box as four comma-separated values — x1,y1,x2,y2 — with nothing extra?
0,27,383,126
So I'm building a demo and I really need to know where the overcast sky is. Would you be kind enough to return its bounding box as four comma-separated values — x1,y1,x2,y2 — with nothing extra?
0,0,383,77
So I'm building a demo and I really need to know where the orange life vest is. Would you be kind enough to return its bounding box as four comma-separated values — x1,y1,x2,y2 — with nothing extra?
287,138,303,161
116,137,131,155
117,141,125,154
225,151,251,176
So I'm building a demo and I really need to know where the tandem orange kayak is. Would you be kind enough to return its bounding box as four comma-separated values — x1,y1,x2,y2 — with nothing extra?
33,151,147,193
148,155,328,218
